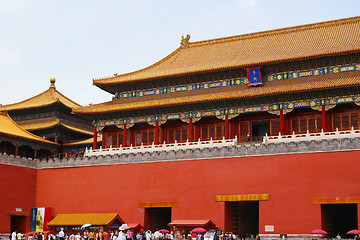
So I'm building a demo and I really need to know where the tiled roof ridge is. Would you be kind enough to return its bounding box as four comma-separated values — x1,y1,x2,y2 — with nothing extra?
64,134,102,146
52,88,83,108
19,118,61,130
189,16,360,47
0,88,57,109
93,16,360,85
60,122,93,135
93,46,183,82
0,111,58,145
0,84,83,111
17,117,60,125
19,117,92,134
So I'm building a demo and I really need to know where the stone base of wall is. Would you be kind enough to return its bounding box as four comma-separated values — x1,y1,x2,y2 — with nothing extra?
0,233,10,240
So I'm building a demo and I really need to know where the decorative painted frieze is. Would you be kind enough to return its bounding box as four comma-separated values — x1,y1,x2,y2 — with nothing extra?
114,63,360,100
94,94,360,127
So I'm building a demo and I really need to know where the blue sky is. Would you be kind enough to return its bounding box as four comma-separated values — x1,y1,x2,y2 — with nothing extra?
0,0,359,106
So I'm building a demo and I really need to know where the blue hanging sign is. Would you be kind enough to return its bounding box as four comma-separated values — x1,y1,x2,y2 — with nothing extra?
246,66,263,87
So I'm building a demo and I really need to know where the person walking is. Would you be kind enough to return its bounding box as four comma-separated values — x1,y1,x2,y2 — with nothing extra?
172,226,182,240
119,224,130,240
59,229,65,240
113,231,119,240
99,227,105,240
89,230,95,240
103,230,110,240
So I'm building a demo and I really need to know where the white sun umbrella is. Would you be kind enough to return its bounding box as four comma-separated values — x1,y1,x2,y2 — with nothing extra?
81,223,92,229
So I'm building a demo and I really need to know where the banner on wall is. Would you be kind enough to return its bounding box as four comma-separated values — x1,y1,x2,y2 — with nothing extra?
31,207,52,232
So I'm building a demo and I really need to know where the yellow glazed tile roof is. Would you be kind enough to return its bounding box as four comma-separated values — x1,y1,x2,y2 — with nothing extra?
0,78,82,111
93,16,360,86
64,134,102,146
75,71,360,114
47,213,121,226
18,118,93,136
0,112,58,145
61,123,93,136
19,118,61,131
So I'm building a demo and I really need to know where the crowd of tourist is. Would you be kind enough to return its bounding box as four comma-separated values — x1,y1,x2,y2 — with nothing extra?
10,231,46,240
9,224,245,240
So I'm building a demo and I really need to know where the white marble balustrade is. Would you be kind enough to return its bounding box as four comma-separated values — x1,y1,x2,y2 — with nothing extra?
263,127,360,144
85,136,238,157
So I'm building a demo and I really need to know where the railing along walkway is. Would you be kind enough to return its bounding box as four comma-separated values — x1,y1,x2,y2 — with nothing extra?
85,136,238,157
263,127,360,144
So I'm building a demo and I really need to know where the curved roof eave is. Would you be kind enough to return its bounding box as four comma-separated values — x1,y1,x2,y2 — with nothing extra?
92,16,360,89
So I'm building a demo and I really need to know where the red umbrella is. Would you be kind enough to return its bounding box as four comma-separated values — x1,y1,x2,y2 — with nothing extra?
310,229,327,234
192,228,207,233
158,229,170,233
347,230,360,235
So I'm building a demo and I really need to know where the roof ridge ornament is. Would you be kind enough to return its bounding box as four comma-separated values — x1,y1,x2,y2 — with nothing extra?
181,34,190,46
50,77,56,89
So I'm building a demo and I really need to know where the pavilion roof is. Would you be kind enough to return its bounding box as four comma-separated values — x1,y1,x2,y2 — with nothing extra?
75,70,360,114
168,219,216,228
47,213,124,226
18,118,93,136
63,134,102,147
0,78,82,111
0,111,58,145
93,16,360,90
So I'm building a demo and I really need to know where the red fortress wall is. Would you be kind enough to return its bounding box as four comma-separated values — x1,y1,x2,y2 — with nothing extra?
33,150,360,234
0,164,37,234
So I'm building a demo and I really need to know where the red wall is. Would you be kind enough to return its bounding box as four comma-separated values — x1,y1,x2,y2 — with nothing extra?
0,164,37,234
34,150,360,234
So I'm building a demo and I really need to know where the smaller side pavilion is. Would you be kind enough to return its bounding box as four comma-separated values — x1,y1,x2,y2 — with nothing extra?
168,220,217,232
0,111,58,159
47,213,124,233
0,78,93,150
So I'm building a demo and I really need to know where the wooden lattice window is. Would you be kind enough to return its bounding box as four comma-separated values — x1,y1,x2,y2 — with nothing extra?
135,128,157,146
333,116,341,130
239,121,250,142
270,120,280,136
291,115,322,134
200,123,225,141
300,119,308,132
308,118,315,132
105,131,129,148
351,114,359,128
168,126,188,143
291,119,299,133
332,112,360,131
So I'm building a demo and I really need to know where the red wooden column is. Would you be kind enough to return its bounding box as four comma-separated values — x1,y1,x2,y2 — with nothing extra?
15,143,18,157
280,109,285,135
123,124,127,147
225,114,229,139
34,148,37,159
322,105,327,132
189,118,193,142
54,136,58,156
93,127,97,149
155,121,159,145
